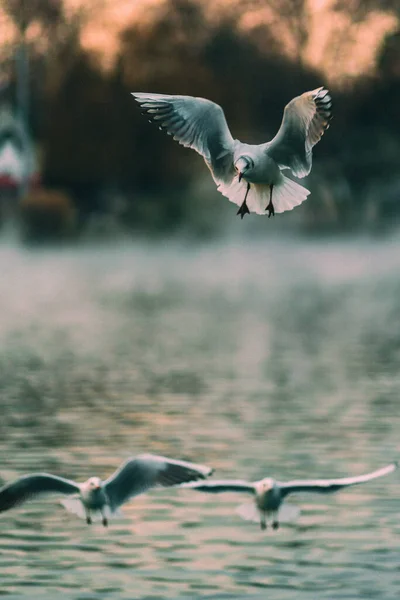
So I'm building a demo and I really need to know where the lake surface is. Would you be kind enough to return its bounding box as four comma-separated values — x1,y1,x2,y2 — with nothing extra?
0,237,399,599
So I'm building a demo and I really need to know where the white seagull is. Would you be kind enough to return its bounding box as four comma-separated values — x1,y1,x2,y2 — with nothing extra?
184,462,397,530
0,454,213,526
132,87,332,218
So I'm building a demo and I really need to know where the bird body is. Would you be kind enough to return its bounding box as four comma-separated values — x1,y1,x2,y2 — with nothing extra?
232,145,282,186
77,477,110,524
79,477,106,510
254,478,282,512
132,87,332,218
185,463,398,531
0,454,213,527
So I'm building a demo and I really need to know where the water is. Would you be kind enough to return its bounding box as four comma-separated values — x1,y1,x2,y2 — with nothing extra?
0,237,399,599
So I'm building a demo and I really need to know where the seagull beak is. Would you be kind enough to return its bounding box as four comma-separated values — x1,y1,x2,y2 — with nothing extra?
238,171,243,182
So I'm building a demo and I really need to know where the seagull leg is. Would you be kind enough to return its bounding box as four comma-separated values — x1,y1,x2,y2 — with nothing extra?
101,509,108,527
86,512,92,525
260,512,267,530
237,183,251,219
271,510,279,530
266,184,275,218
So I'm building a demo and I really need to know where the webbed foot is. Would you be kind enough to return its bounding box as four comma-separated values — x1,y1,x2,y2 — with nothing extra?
237,201,250,219
266,201,275,218
266,184,275,217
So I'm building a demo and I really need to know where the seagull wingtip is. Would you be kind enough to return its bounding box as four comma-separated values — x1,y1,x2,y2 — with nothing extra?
196,465,214,479
131,92,144,102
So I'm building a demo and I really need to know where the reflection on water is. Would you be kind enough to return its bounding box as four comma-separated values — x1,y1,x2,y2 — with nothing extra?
0,238,399,599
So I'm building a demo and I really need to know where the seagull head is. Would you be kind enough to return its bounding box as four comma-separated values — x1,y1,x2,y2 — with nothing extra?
80,476,106,508
86,477,102,492
255,477,275,495
234,155,254,182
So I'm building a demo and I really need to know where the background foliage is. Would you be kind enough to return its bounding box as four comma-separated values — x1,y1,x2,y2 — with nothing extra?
1,0,399,236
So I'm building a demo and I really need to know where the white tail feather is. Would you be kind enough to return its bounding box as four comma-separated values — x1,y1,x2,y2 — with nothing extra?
217,174,310,215
236,502,260,523
236,502,300,525
60,497,119,522
60,496,87,520
272,176,310,213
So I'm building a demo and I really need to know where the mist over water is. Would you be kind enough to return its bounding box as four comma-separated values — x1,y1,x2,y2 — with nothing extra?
0,236,399,599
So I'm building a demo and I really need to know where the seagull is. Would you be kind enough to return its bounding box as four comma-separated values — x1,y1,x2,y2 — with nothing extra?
0,454,213,526
132,87,332,218
183,462,397,531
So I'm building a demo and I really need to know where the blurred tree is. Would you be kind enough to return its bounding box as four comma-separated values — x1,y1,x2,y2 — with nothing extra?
378,28,400,79
1,0,63,36
333,0,400,19
1,0,399,234
116,0,216,195
0,0,101,132
240,0,310,63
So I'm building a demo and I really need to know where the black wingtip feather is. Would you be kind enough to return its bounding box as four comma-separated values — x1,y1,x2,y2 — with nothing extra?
315,89,333,124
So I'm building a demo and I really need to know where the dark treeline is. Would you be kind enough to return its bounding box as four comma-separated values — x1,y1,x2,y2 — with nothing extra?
4,0,400,235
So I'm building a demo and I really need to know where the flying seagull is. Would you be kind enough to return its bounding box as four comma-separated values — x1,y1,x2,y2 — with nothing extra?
0,454,213,526
183,462,397,530
132,88,332,218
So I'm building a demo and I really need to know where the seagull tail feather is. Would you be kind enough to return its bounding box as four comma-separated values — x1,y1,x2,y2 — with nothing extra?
272,175,310,214
217,174,309,216
236,502,260,524
60,497,119,522
60,496,87,520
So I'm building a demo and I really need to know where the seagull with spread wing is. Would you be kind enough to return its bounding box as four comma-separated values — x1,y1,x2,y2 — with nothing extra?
132,88,332,218
0,454,213,526
184,463,397,531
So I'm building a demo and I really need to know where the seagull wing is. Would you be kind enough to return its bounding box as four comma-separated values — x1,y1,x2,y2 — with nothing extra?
0,473,79,513
132,93,236,185
279,463,398,498
182,479,256,494
266,87,332,178
104,453,213,510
